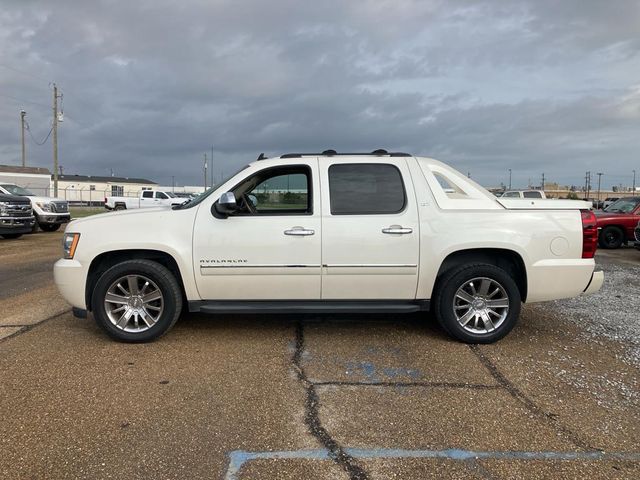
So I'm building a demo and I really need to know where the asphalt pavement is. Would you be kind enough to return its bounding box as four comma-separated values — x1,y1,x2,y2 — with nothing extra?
1,232,638,479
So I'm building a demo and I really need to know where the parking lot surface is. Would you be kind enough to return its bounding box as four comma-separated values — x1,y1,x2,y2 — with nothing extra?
1,233,639,479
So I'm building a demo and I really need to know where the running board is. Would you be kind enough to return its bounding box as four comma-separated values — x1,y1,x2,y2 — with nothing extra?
188,300,430,314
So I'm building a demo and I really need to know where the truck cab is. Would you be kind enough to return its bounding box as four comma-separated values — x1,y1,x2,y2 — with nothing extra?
0,183,70,232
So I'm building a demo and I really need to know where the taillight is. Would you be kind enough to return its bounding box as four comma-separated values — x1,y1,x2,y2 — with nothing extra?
581,209,598,258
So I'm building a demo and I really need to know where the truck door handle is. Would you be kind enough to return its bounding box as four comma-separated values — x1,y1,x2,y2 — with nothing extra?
382,225,413,234
284,227,315,236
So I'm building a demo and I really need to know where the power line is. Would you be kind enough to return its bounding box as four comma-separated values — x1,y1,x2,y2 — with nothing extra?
0,92,50,110
25,121,53,145
0,63,51,83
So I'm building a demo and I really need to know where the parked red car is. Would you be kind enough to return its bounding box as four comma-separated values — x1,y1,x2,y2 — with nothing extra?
595,197,640,248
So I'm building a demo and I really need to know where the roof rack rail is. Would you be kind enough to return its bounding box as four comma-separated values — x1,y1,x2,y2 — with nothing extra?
280,150,412,159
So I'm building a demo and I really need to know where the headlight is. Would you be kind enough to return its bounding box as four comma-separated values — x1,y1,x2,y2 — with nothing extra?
0,201,8,215
62,233,80,259
36,202,52,212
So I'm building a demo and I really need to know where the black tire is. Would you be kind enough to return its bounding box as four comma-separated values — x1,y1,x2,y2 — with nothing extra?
114,204,126,211
1,233,23,239
91,259,183,342
433,263,521,344
39,223,61,232
599,226,624,249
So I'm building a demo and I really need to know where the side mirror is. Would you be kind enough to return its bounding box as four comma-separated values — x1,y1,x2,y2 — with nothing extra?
213,192,238,218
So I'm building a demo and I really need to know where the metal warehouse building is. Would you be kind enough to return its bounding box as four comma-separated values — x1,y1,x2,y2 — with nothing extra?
0,164,52,196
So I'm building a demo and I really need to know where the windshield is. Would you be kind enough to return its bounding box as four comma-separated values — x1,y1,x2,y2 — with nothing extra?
1,184,34,196
173,164,251,210
165,192,176,198
604,197,640,213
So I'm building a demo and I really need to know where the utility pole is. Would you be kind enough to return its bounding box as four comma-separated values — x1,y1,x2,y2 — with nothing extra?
596,172,603,203
633,169,636,192
541,173,545,191
210,145,214,188
52,84,62,197
585,171,591,198
203,153,208,189
20,110,26,167
508,169,512,190
171,176,175,193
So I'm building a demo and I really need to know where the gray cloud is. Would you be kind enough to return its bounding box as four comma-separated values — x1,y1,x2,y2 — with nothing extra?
0,0,639,188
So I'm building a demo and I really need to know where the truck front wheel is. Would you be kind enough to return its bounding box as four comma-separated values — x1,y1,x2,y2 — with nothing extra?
91,260,183,342
39,223,60,232
433,263,521,344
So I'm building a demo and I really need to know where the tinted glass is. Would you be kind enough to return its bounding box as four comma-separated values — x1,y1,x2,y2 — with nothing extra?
155,192,167,199
523,191,542,198
142,191,153,198
502,192,520,198
329,164,405,215
250,172,309,213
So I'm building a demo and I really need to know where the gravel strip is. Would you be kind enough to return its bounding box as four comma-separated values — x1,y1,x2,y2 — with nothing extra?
538,262,640,366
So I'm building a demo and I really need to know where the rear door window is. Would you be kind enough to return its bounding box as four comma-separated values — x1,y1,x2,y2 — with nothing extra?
328,163,406,215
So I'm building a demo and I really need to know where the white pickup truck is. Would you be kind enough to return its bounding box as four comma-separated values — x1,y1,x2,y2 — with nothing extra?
104,190,184,210
54,151,603,343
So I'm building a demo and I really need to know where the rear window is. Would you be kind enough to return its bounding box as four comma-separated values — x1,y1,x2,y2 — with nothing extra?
523,191,543,198
328,163,406,215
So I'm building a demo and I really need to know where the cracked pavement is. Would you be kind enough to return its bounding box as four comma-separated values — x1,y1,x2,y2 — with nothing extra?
1,232,639,479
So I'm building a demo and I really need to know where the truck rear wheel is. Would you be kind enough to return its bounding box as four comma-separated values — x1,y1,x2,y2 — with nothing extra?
91,259,183,342
433,263,521,344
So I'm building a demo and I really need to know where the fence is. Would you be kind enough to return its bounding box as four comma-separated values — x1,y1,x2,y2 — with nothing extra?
9,183,145,206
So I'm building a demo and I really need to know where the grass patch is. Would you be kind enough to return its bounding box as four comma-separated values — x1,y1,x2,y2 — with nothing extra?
70,207,106,218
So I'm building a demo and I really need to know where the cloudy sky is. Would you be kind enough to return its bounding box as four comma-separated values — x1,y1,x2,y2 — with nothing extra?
1,0,639,189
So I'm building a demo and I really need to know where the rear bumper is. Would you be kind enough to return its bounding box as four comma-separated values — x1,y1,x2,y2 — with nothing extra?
526,259,602,303
0,216,35,234
582,269,604,295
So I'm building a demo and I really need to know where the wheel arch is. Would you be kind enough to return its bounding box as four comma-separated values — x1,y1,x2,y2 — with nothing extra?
433,248,528,302
85,249,187,311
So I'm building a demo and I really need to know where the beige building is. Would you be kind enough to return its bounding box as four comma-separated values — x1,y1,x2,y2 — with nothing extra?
56,174,158,205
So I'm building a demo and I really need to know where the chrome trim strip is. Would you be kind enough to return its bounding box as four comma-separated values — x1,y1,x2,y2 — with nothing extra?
201,264,320,269
322,264,418,268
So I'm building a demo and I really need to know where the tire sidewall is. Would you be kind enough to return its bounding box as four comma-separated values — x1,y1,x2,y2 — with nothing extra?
435,264,521,344
92,260,182,342
599,226,623,249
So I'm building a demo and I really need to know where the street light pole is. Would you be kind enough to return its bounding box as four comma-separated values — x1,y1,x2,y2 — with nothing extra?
20,110,26,167
203,153,208,190
633,169,636,192
508,169,512,190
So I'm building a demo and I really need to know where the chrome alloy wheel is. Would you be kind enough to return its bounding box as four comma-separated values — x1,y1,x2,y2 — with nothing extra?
104,275,164,332
452,277,509,334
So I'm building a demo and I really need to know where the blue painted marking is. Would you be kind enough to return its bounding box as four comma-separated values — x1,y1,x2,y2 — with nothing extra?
224,448,640,479
344,361,423,382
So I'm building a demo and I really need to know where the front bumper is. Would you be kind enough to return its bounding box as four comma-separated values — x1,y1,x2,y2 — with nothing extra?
0,216,36,235
38,214,71,225
53,258,88,309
